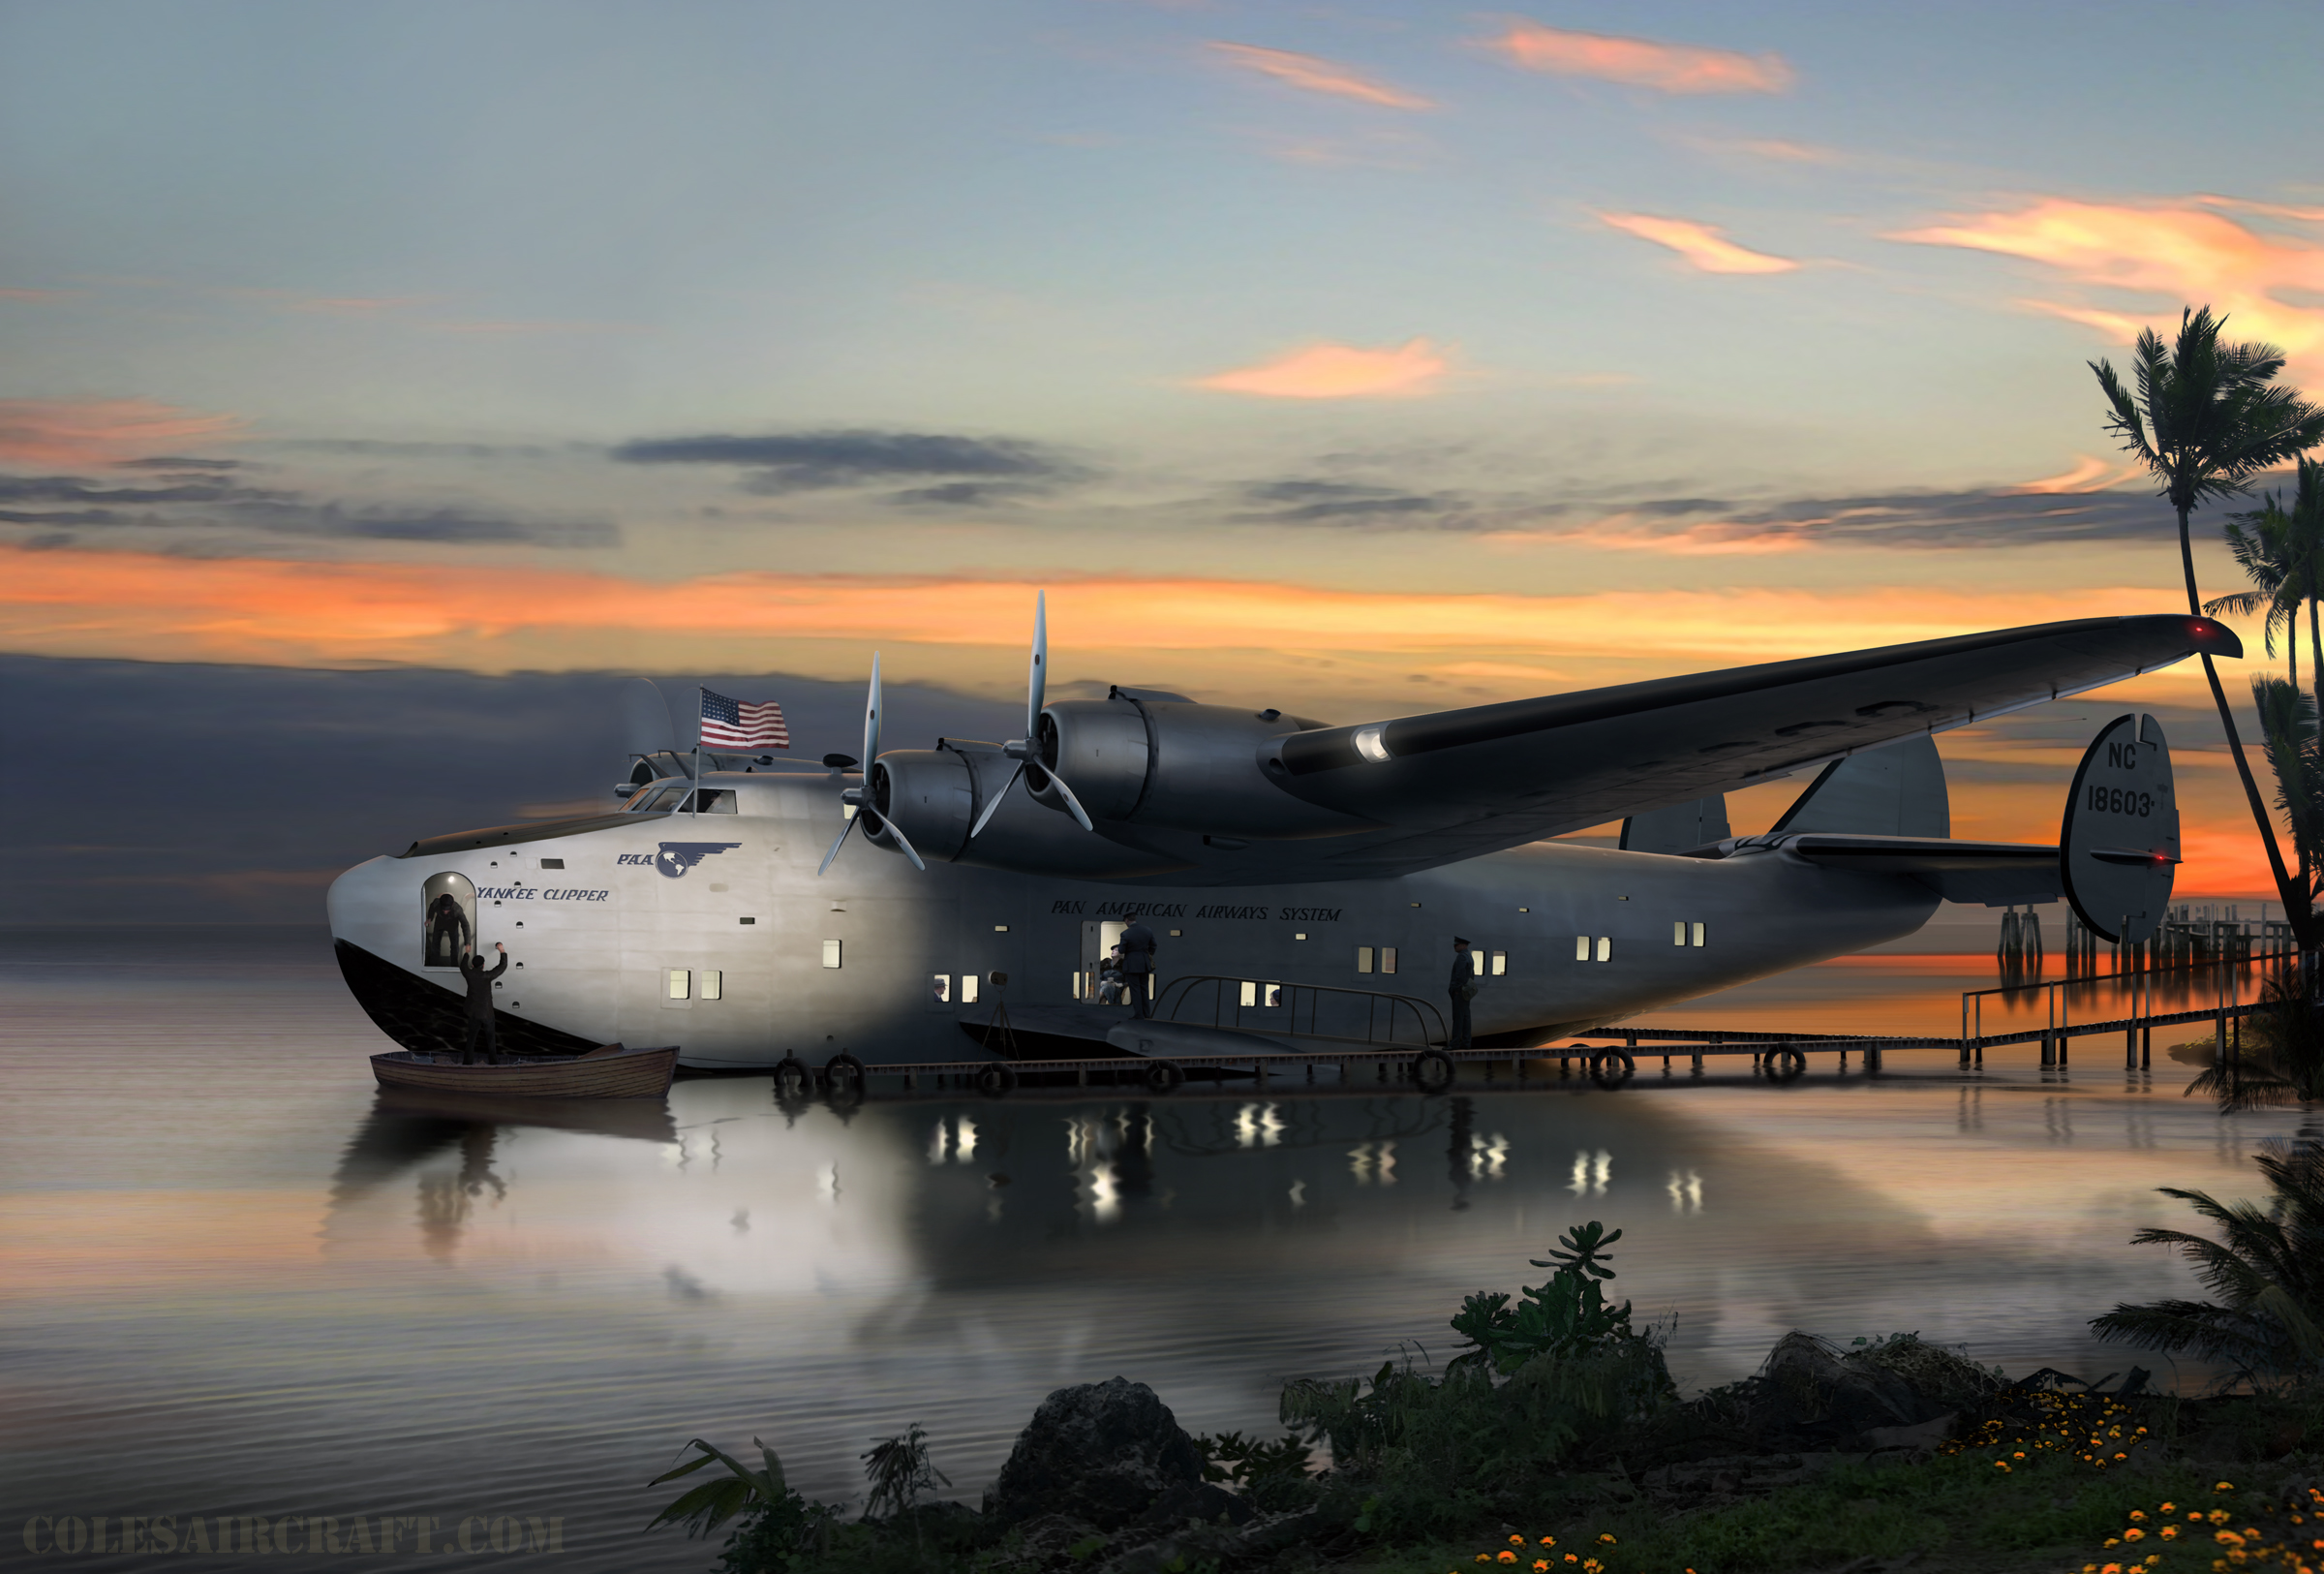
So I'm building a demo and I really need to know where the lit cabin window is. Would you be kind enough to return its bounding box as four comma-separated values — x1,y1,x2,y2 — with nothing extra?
1470,950,1485,975
540,858,565,870
683,788,738,814
932,973,951,1003
1357,946,1374,973
1071,972,1083,999
1672,921,1687,946
1491,950,1507,975
1691,922,1705,947
667,969,690,1000
1238,980,1257,1007
961,973,980,1004
1263,982,1283,1007
1595,937,1611,963
1380,946,1397,973
700,970,722,1001
1575,936,1590,962
821,940,841,970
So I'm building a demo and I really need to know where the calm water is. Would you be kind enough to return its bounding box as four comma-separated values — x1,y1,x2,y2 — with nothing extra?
0,926,2306,1571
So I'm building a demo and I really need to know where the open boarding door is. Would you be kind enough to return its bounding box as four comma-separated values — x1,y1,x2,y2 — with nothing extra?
1077,919,1127,1001
2060,713,2180,943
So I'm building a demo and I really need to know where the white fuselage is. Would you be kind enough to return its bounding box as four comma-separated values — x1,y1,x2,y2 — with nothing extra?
326,770,1940,1068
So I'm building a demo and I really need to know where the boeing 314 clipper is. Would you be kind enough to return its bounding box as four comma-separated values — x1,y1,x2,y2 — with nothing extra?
326,601,2220,1076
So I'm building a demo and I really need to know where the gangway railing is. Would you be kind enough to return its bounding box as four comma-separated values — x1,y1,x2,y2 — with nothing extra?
1961,944,2297,1068
1150,974,1447,1049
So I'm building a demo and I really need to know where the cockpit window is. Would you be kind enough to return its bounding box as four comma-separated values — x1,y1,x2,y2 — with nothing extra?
682,789,737,814
633,785,688,812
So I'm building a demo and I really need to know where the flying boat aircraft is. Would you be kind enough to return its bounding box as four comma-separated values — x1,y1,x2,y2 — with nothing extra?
325,601,2217,1075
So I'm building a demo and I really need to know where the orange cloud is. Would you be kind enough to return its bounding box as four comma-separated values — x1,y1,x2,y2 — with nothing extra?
1599,213,1799,275
0,287,71,302
1483,20,1793,94
1192,338,1450,398
2008,454,2138,494
0,398,244,468
1208,42,1434,110
1488,516,1812,555
1894,197,2324,380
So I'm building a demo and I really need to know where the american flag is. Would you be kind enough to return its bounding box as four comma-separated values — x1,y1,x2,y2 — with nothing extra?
699,689,789,751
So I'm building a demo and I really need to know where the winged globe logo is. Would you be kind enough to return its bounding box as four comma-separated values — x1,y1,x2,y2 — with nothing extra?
655,841,743,880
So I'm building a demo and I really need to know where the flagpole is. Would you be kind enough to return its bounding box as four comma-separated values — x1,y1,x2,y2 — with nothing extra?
693,685,702,815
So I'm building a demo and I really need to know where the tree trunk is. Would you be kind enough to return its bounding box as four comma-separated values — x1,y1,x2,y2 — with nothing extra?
2184,503,2317,949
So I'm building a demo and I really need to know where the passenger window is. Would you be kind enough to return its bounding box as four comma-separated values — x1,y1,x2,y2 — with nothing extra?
822,940,842,970
961,973,980,1004
1672,921,1687,946
1263,982,1283,1008
1357,945,1374,973
1691,922,1706,947
1380,946,1397,973
1238,980,1257,1007
667,968,690,1000
421,873,477,971
1470,949,1485,975
683,789,737,814
1491,951,1507,975
1575,936,1590,962
700,970,722,1001
1596,937,1611,963
932,973,951,1003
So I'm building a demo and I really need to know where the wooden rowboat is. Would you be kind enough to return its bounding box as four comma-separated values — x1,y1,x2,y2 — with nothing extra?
368,1042,678,1099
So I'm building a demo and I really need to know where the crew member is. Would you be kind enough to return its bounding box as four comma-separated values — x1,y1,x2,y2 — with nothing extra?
459,942,510,1065
1118,914,1158,1019
426,892,471,968
1448,937,1479,1051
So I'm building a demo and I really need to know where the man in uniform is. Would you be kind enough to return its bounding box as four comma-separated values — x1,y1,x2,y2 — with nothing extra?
1118,914,1158,1018
1447,937,1479,1051
459,941,510,1064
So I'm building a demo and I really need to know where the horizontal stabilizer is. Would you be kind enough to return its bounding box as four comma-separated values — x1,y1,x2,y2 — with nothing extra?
1771,833,2061,907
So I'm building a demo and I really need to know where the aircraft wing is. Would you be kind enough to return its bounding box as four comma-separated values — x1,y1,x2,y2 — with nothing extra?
1260,613,2234,875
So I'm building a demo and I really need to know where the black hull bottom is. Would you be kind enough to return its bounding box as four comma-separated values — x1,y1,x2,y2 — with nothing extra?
334,940,597,1059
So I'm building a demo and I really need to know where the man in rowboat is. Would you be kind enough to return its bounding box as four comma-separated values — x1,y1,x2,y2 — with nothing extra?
458,942,509,1064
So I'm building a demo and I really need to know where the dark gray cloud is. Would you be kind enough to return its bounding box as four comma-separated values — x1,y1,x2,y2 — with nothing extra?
0,470,612,547
610,428,1087,499
1237,478,1474,527
119,455,243,472
0,656,1023,923
272,439,568,460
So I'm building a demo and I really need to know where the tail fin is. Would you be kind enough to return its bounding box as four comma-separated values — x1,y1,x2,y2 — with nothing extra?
1770,735,1949,838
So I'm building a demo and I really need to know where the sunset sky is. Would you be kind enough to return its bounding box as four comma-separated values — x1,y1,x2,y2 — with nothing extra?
8,1,2324,900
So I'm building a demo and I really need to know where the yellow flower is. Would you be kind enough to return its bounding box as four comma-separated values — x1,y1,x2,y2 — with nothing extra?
2218,1482,2237,1493
2162,1527,2180,1540
1996,1461,2013,1473
1498,1556,1517,1566
2218,1529,2248,1547
1477,1558,1490,1565
2105,1537,2121,1547
1540,1538,1555,1548
2130,1511,2149,1522
1598,1534,1617,1545
1512,1536,1526,1546
1534,1563,1548,1572
2163,1503,2179,1514
2125,1529,2147,1541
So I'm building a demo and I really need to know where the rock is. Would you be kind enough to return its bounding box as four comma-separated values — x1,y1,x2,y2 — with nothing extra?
985,1377,1208,1531
1863,1412,1957,1453
1139,1480,1253,1529
1754,1333,1945,1446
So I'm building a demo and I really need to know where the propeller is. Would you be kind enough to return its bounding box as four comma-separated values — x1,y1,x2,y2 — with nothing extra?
968,592,1096,840
817,655,926,876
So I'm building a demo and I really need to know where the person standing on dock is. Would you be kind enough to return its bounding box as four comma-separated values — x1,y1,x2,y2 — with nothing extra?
459,942,509,1065
1119,914,1158,1018
1448,937,1479,1050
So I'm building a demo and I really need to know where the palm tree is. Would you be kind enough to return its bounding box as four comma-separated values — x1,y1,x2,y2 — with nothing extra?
2090,1140,2324,1383
2095,307,2324,951
2207,498,2307,694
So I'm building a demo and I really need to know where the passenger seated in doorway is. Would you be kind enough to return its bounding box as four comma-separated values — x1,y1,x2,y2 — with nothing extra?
459,942,509,1065
1097,945,1125,1005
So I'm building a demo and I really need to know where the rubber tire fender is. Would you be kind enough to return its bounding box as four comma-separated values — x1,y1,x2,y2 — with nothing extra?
1411,1048,1454,1092
1589,1051,1636,1086
975,1063,1018,1096
1769,1047,1808,1082
825,1052,866,1092
772,1056,812,1098
1144,1060,1184,1094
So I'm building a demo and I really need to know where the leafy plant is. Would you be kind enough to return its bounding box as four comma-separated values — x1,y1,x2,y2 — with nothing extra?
1448,1221,1643,1375
2091,1140,2324,1384
646,1436,835,1573
859,1423,949,1522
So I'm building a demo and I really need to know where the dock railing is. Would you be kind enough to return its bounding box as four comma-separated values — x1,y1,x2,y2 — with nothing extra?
1960,940,2295,1068
1151,974,1448,1049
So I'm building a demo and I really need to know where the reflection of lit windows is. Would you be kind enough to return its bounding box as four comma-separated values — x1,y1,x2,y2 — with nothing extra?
1357,946,1374,973
821,940,841,969
667,969,690,1000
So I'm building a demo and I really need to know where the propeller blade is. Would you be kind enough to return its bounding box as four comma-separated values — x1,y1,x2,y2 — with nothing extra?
816,814,855,877
969,763,1023,840
881,812,928,873
1028,592,1047,743
1045,768,1096,833
863,653,882,772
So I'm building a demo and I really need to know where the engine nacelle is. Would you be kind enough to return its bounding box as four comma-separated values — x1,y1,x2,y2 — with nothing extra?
865,748,976,862
1041,696,1374,839
868,742,1193,879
